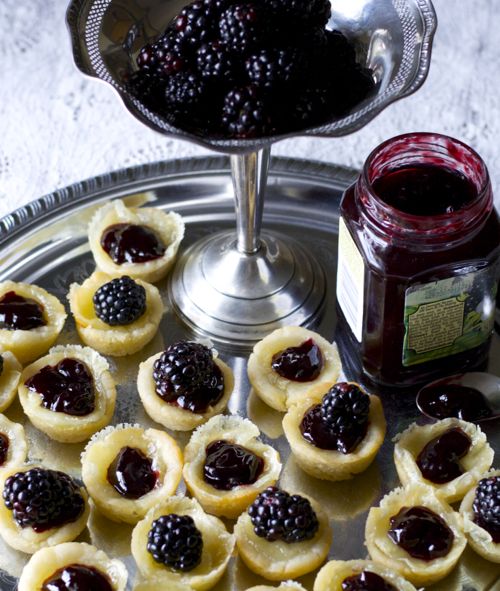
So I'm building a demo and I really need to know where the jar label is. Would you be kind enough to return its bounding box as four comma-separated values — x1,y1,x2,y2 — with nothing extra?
403,267,496,366
337,217,365,342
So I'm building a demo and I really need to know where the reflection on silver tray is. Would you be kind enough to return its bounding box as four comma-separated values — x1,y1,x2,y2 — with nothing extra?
0,157,498,591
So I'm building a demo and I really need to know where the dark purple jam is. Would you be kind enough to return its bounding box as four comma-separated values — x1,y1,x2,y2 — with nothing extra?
372,164,477,216
101,223,165,264
203,440,264,491
300,403,367,454
0,433,9,467
107,446,158,499
0,291,46,330
271,338,323,382
388,506,454,561
25,358,95,416
42,564,113,591
342,571,397,591
416,427,472,484
418,384,493,422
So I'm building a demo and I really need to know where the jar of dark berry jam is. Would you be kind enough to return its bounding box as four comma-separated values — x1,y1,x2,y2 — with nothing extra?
336,133,500,387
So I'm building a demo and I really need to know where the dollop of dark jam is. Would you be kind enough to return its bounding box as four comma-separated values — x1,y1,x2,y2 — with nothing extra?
0,291,46,330
372,164,477,216
271,338,323,382
203,440,265,490
388,506,454,561
418,384,493,422
0,433,9,467
342,571,397,591
416,427,472,484
300,403,368,454
42,564,113,591
25,358,95,416
101,223,166,264
107,446,158,499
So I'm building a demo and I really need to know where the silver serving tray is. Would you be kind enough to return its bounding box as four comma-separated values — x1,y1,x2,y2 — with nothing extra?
0,157,498,591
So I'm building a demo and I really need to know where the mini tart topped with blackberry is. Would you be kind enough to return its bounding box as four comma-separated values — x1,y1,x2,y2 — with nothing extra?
81,423,183,524
0,414,27,473
131,496,235,590
365,483,466,587
0,281,67,365
18,542,128,591
0,464,90,554
88,199,185,283
234,486,331,581
18,345,116,443
137,341,234,431
247,326,342,412
394,418,493,503
283,382,386,481
460,469,500,563
68,271,164,357
313,559,418,591
0,350,22,412
183,414,281,519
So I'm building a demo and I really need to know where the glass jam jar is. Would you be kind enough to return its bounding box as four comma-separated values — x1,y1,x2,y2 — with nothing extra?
336,133,500,387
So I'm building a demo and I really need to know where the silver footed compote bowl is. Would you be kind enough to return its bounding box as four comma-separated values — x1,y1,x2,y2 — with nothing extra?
66,0,437,345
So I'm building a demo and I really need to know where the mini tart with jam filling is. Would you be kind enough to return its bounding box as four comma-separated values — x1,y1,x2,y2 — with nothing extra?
313,559,418,591
234,486,331,581
0,414,27,473
131,496,235,591
460,469,500,563
246,583,307,591
0,281,67,365
137,341,234,431
88,199,185,283
283,382,386,481
247,326,342,412
18,542,128,591
0,464,90,554
183,414,281,519
365,483,466,587
68,271,163,357
0,350,22,412
394,417,493,503
18,345,116,443
81,423,183,524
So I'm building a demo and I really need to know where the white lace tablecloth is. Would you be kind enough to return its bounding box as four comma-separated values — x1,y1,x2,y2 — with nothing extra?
0,0,499,217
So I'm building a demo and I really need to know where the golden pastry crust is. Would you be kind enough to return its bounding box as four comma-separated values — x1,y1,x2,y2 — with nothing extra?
137,350,234,431
88,199,185,283
0,350,22,412
247,326,342,412
18,542,128,590
394,418,493,503
282,384,386,481
365,483,466,587
0,414,27,473
234,492,331,581
68,270,164,357
0,281,67,365
313,559,418,591
246,583,307,591
0,464,90,554
131,496,235,591
133,578,193,591
183,414,282,518
460,469,500,563
18,345,116,443
81,423,183,524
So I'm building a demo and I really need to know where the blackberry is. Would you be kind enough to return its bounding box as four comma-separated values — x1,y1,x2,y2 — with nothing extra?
93,276,146,326
2,467,85,532
147,514,203,571
196,41,237,81
165,71,208,110
175,1,214,49
288,86,330,131
245,48,305,89
219,3,268,54
267,0,331,27
473,476,500,528
248,486,319,543
136,30,187,76
222,85,274,138
320,382,370,434
127,71,167,113
0,354,3,377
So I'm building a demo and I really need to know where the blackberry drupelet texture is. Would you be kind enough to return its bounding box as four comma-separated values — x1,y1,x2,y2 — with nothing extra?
219,3,268,54
320,382,370,434
245,48,305,89
221,85,274,138
196,41,236,81
93,276,146,326
473,476,500,528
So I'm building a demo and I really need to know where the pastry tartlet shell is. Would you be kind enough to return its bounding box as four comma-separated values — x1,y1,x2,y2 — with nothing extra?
0,414,27,473
0,351,22,412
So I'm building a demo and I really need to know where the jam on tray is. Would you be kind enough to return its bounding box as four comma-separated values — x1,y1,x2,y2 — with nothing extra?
0,291,46,330
271,338,323,382
42,565,113,591
416,427,472,484
0,433,9,467
342,571,397,591
418,383,493,421
107,446,158,499
203,439,264,490
101,223,166,264
336,133,500,387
